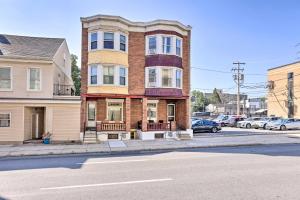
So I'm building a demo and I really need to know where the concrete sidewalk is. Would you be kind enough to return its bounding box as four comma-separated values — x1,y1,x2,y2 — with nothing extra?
1,134,300,158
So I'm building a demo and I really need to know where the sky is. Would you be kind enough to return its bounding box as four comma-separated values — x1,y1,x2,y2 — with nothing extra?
1,0,300,97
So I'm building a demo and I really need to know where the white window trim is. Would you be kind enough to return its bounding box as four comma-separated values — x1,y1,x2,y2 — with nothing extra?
0,66,13,91
175,69,183,89
89,32,98,51
103,32,115,50
162,35,173,55
27,67,42,91
0,112,11,128
88,65,98,86
175,37,183,57
119,34,127,52
102,65,115,86
167,104,176,122
106,99,124,122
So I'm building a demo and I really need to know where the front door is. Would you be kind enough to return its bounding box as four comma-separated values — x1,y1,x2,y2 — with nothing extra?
87,102,96,127
31,113,39,139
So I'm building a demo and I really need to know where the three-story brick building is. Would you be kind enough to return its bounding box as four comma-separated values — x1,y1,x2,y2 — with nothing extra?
80,15,191,140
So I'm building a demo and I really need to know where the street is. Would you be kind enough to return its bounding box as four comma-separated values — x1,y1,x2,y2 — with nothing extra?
1,144,300,200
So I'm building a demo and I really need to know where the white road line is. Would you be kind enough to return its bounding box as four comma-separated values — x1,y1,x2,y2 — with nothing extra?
76,159,149,165
40,178,173,190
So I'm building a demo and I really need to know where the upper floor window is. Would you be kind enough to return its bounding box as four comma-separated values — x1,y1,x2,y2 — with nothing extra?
90,65,98,85
162,36,172,54
176,38,182,56
120,35,126,51
119,67,126,86
0,67,12,90
148,36,157,54
0,113,10,127
103,66,114,84
162,68,173,87
28,68,41,91
90,32,98,50
148,68,157,87
104,32,114,49
176,69,182,88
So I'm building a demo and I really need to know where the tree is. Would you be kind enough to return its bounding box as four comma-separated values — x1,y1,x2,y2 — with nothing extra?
191,90,209,112
209,88,222,104
71,54,81,96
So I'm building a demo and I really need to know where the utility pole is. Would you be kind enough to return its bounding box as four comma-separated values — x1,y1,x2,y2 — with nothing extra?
232,62,245,115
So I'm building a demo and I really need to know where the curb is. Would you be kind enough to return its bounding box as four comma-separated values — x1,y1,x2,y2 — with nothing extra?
1,142,300,160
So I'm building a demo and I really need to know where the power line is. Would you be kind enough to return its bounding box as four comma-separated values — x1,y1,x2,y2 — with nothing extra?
191,67,265,76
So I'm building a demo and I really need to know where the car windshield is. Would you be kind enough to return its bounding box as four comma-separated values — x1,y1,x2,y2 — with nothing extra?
216,115,225,120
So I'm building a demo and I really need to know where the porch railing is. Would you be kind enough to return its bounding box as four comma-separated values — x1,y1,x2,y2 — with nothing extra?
53,84,75,96
97,122,126,131
147,122,171,131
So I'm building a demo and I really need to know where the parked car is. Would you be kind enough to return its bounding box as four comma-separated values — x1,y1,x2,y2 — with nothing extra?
192,119,222,133
265,118,300,130
236,117,262,128
251,117,280,129
213,115,243,127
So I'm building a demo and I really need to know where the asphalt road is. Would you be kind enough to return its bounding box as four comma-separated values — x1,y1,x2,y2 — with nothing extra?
1,144,300,200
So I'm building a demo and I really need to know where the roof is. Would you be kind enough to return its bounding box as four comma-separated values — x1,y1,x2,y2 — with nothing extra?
268,60,300,71
80,14,192,31
0,34,65,61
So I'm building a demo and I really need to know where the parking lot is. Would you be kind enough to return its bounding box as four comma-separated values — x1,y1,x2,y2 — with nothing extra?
193,126,300,137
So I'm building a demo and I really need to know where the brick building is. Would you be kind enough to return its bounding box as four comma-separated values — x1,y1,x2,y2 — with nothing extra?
80,15,192,141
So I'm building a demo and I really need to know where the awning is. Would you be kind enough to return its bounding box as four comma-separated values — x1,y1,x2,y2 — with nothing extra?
255,109,267,114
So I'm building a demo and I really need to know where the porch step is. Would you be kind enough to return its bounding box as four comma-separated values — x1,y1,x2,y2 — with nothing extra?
23,139,43,144
83,131,97,144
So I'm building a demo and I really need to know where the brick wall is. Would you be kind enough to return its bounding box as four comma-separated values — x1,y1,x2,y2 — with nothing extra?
130,98,143,128
157,100,167,122
182,31,191,97
128,32,145,95
96,99,106,121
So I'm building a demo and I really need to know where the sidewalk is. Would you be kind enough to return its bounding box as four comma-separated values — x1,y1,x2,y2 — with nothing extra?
1,134,300,158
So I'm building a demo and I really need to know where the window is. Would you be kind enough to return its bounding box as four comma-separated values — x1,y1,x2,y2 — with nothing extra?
176,69,182,88
119,67,126,86
103,66,114,84
0,67,11,90
148,68,156,87
104,32,114,49
167,104,175,121
120,35,126,51
176,38,181,56
107,102,122,121
147,103,157,122
87,103,96,121
148,36,156,54
90,65,97,85
162,36,172,54
162,68,173,87
0,113,10,127
28,68,41,90
90,32,98,50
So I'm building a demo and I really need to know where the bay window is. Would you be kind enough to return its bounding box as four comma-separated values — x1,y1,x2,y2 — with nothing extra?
162,68,173,87
0,67,11,90
28,68,41,91
176,69,182,88
107,102,123,121
90,32,98,50
148,36,157,54
103,66,114,84
162,36,172,54
120,35,126,51
0,113,10,127
90,65,98,85
104,32,114,49
176,38,182,56
119,67,126,86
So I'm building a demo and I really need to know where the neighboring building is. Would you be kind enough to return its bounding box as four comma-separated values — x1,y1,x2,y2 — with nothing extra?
267,61,300,118
80,15,192,140
0,34,80,144
244,98,267,116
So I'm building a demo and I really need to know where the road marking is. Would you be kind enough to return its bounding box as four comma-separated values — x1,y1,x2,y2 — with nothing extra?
76,159,149,165
40,178,173,190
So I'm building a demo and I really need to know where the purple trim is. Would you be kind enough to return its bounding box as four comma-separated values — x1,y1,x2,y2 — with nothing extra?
145,88,183,97
145,54,182,68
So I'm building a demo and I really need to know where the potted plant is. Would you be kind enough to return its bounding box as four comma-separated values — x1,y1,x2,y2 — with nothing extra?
42,132,52,144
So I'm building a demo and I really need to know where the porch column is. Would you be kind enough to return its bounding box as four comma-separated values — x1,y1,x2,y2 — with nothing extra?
142,97,148,131
125,97,131,132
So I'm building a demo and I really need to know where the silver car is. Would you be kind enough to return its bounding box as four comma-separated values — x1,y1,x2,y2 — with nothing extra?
237,117,262,129
266,118,300,130
252,117,280,129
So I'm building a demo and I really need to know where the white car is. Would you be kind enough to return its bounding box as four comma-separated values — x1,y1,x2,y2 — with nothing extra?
237,117,262,128
266,118,300,130
251,117,280,129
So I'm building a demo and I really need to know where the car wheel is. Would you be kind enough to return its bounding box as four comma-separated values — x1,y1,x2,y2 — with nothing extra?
211,127,218,133
246,123,251,129
263,124,267,130
280,125,286,131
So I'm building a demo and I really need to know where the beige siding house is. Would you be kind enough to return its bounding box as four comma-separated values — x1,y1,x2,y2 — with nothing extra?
0,34,80,144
